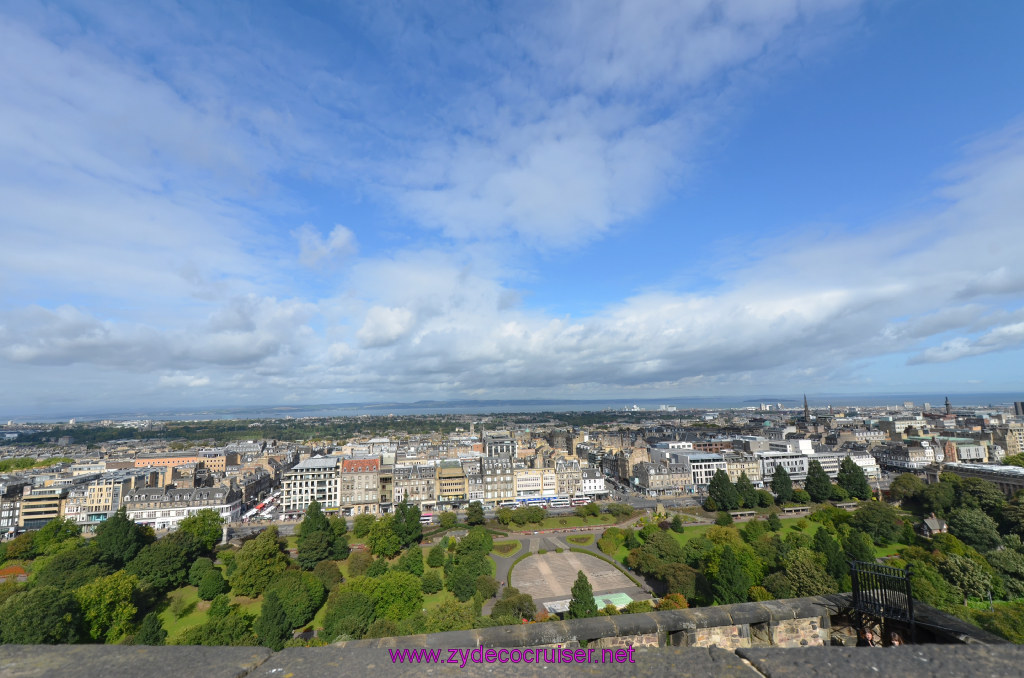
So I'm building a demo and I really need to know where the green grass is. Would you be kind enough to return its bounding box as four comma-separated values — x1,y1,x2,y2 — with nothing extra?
422,588,457,611
496,513,620,531
159,587,205,641
491,540,522,557
160,586,271,641
567,535,594,546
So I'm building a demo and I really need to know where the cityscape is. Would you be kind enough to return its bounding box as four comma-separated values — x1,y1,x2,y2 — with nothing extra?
2,0,1024,675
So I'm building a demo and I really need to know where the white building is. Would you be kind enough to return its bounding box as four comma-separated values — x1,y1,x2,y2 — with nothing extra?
580,468,607,497
756,451,810,482
282,455,341,513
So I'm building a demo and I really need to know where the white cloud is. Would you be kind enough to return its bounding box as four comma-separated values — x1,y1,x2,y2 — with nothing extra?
159,374,211,388
295,224,358,268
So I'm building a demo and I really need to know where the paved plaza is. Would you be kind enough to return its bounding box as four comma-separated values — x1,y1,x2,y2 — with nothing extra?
510,550,640,602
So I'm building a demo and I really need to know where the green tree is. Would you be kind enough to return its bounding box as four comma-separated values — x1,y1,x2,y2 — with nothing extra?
939,553,993,602
715,511,734,526
0,585,82,644
189,557,216,587
267,571,327,629
755,489,775,507
813,528,848,588
254,590,291,651
198,569,230,600
466,501,485,526
671,514,685,534
367,516,402,559
297,500,333,570
804,460,832,503
427,537,449,568
133,611,167,645
837,456,872,500
439,511,457,529
75,570,140,642
178,508,224,553
496,507,513,525
33,517,82,555
94,506,151,567
421,569,443,594
34,544,112,591
392,501,423,547
126,531,203,593
208,593,233,619
850,502,902,546
766,512,782,532
322,589,376,640
785,547,838,596
921,481,956,516
491,586,537,621
1004,454,1024,468
710,546,750,605
179,610,256,646
230,526,290,597
889,473,925,504
708,470,740,511
396,545,424,576
313,560,343,590
735,473,758,509
843,529,876,563
329,515,348,537
771,466,793,504
567,570,598,619
353,514,376,538
425,598,475,633
946,508,1002,552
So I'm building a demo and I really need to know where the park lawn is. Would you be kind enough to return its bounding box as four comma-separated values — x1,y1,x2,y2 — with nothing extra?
497,514,618,532
875,542,911,558
567,534,594,546
492,540,522,557
160,586,271,641
422,588,457,611
160,586,206,641
489,556,497,576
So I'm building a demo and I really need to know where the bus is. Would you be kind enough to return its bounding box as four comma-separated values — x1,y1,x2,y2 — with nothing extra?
570,497,590,507
549,497,570,508
523,497,548,505
498,501,517,509
419,512,434,525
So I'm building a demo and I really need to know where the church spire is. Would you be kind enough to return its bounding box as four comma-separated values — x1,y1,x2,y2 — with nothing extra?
804,394,810,422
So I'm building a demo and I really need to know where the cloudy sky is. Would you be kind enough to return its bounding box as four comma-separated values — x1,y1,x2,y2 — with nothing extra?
2,0,1023,417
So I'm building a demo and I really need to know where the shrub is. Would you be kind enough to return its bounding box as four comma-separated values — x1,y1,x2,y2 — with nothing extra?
421,570,443,594
198,569,229,600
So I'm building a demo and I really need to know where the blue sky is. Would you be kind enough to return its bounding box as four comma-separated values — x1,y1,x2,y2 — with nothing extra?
2,0,1024,417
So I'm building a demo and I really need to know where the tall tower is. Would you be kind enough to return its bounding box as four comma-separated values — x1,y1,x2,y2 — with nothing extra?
945,397,952,416
804,394,811,422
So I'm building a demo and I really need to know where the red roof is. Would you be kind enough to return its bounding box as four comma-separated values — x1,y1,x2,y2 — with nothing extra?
342,458,380,473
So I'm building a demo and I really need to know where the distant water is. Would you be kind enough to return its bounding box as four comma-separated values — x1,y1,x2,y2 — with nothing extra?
9,392,1022,424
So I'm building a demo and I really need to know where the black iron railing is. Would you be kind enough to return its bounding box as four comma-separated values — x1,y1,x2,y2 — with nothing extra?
849,559,915,642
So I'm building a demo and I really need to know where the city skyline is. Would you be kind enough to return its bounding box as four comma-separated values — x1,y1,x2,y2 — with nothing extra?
2,1,1024,416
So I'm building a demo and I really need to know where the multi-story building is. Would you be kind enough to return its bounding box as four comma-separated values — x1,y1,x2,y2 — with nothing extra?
555,459,583,497
580,468,606,497
340,458,380,515
62,470,154,533
0,482,27,537
481,455,515,504
634,463,689,496
393,465,437,508
437,460,467,507
680,454,727,489
123,485,241,531
18,486,67,530
282,456,341,514
722,452,761,484
756,451,810,483
463,459,484,503
873,441,937,472
483,433,517,458
514,467,556,500
994,425,1024,458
